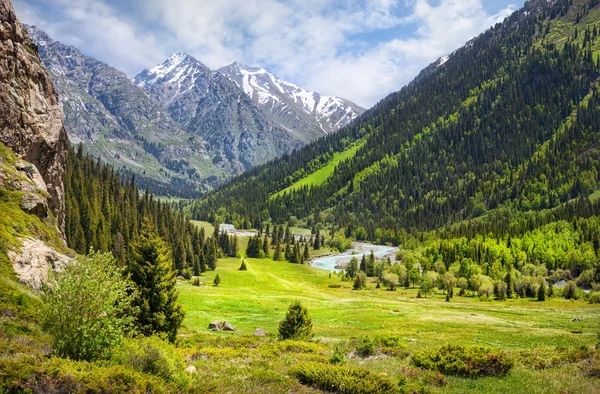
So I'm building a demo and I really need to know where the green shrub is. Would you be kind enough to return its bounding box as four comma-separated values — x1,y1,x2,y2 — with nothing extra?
354,336,375,357
411,345,514,377
290,362,400,394
111,336,185,382
41,251,136,361
329,343,347,364
588,292,600,304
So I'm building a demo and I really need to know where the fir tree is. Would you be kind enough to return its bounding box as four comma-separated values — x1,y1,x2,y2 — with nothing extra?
278,301,313,340
214,274,221,286
127,224,185,343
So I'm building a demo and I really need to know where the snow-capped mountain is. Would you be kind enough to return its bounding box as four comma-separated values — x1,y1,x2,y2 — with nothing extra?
135,53,313,172
218,62,364,136
25,26,219,197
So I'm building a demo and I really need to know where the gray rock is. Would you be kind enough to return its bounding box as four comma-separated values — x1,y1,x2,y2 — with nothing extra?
221,321,236,331
15,161,36,174
208,321,222,331
7,238,71,290
21,193,48,218
253,327,267,337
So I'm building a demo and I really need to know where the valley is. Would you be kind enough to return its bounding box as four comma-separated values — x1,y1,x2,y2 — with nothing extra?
1,0,600,393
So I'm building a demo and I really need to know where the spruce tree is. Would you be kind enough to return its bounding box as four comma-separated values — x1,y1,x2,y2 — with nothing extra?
127,224,185,343
314,229,321,250
273,241,282,261
505,268,514,299
278,301,313,340
214,273,221,286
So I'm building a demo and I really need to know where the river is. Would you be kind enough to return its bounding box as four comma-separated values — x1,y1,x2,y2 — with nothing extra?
310,242,399,271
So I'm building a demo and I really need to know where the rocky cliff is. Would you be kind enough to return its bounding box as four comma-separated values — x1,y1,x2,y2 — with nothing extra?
0,0,67,232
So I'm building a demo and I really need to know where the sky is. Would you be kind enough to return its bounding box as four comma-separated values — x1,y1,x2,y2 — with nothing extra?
14,0,524,108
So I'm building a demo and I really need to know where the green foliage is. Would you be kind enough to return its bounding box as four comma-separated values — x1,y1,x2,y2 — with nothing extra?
353,336,375,357
213,273,221,286
41,251,136,361
329,343,346,364
564,280,579,299
128,224,185,343
290,361,400,394
239,259,248,270
411,345,514,377
278,301,313,340
353,272,367,290
538,280,547,301
111,336,185,382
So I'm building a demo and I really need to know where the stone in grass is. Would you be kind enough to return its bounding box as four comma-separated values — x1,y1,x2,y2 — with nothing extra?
184,366,197,374
209,321,222,331
254,327,267,336
221,321,237,331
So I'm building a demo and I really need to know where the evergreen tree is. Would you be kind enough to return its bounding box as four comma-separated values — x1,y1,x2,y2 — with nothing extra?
273,241,282,261
314,229,321,250
214,274,221,286
505,268,514,299
127,224,185,343
303,244,310,260
239,259,248,271
278,301,313,340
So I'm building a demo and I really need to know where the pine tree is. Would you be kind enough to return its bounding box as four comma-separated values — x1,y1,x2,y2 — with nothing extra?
263,233,270,255
278,301,313,340
303,244,310,260
360,254,367,273
239,259,248,271
273,241,282,261
214,274,221,286
314,229,321,250
127,224,185,343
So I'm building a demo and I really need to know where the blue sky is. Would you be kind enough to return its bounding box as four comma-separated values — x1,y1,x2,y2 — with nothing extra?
14,0,524,107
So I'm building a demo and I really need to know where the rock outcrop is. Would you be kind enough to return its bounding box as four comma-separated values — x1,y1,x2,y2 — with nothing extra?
0,0,67,233
7,238,70,291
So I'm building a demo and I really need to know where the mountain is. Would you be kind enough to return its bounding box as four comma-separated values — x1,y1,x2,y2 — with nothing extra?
25,27,225,197
135,54,313,172
218,61,364,136
193,0,600,237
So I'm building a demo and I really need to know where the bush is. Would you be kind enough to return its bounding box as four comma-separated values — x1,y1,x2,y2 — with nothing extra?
353,272,367,290
278,301,313,340
564,280,578,299
411,345,514,377
41,251,136,361
329,343,346,364
588,292,600,304
290,362,400,394
181,268,192,280
192,277,201,286
111,336,185,382
354,336,375,357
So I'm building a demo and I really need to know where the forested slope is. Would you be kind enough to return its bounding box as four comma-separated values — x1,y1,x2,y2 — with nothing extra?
192,0,600,239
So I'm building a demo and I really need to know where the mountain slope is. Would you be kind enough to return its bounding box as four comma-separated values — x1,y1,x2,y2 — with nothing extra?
218,62,364,136
192,0,600,235
135,54,313,172
26,27,223,197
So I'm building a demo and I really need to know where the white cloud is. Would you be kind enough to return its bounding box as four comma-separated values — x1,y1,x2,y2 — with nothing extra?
14,0,518,107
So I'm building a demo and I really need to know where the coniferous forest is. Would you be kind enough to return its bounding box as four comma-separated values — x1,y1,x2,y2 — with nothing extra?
65,144,220,275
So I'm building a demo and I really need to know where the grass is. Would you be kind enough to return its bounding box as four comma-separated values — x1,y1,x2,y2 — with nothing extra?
175,247,600,393
271,141,365,199
179,255,600,347
191,220,215,235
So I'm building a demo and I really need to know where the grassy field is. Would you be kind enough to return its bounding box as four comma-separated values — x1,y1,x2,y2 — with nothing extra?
271,141,365,199
176,246,600,393
191,220,215,235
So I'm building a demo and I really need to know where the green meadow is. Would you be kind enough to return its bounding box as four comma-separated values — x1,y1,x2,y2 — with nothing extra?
176,243,600,393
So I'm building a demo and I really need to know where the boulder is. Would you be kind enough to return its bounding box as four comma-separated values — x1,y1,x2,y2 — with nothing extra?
7,238,71,290
253,327,267,337
208,321,222,331
184,366,197,374
21,193,48,218
221,321,236,331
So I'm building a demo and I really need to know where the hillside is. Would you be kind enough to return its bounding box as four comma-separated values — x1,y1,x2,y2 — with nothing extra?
192,0,600,236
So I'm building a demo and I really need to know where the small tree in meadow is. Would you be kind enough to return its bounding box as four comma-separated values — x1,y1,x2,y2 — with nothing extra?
353,272,367,290
239,259,248,271
214,274,221,286
278,301,313,340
